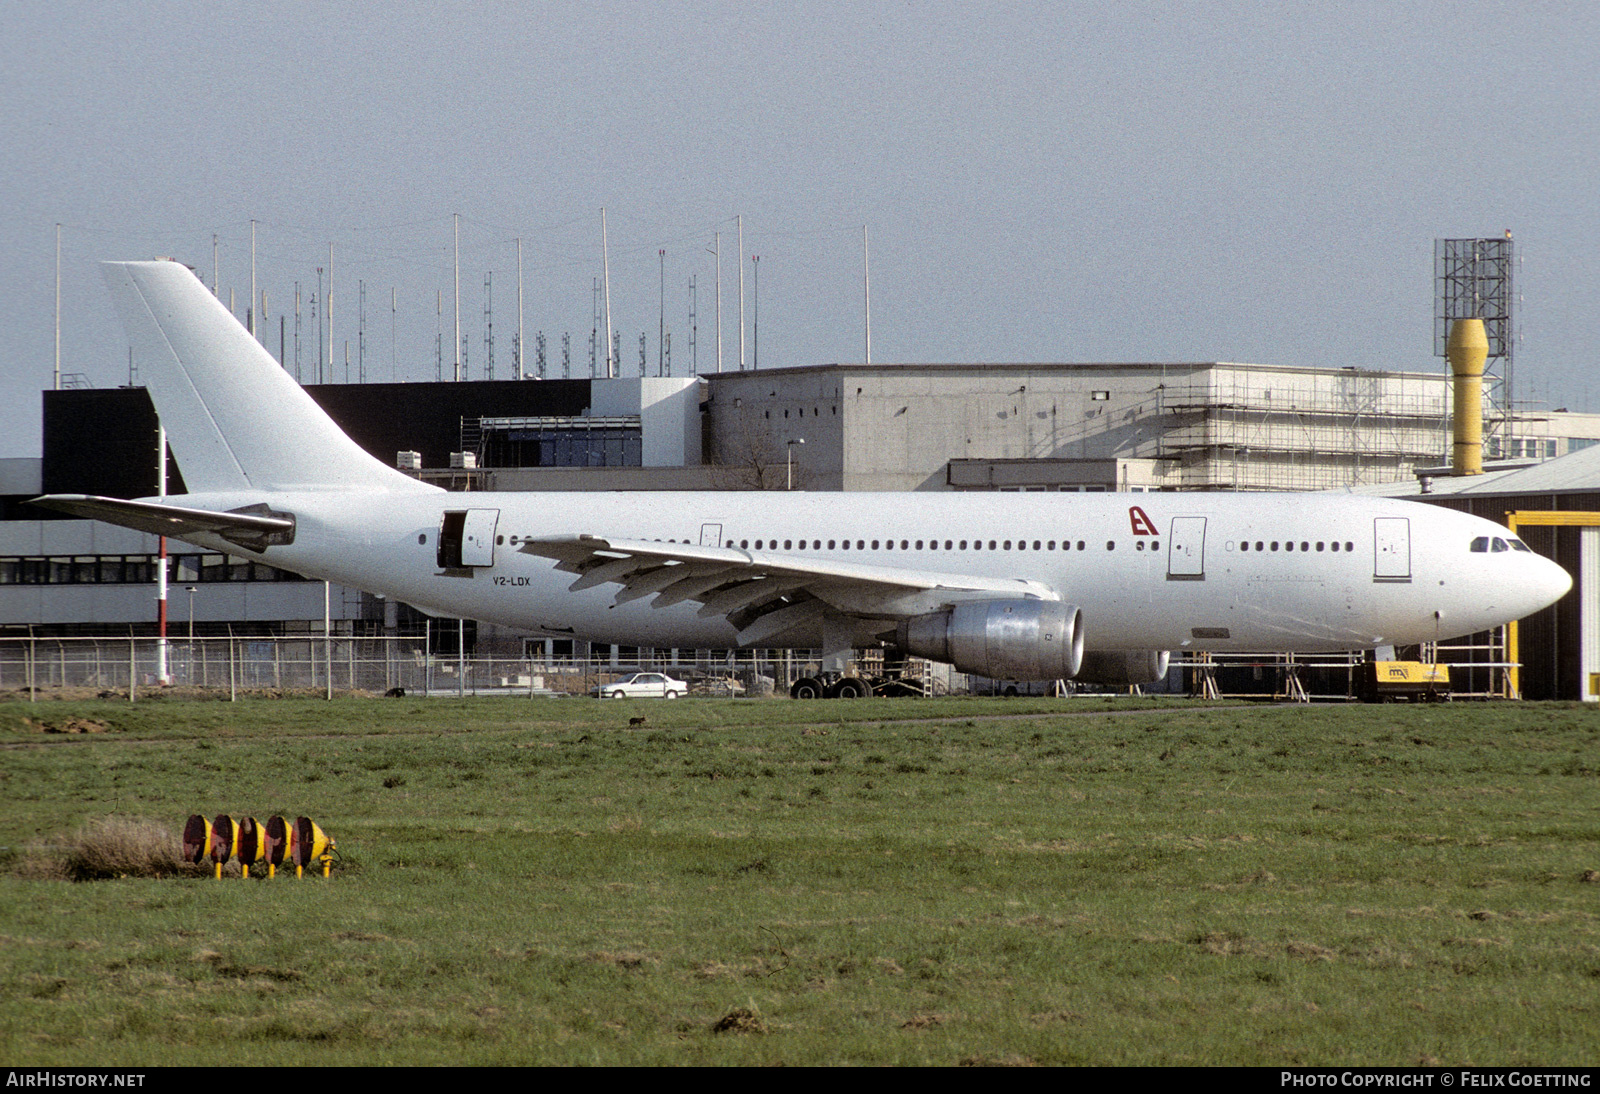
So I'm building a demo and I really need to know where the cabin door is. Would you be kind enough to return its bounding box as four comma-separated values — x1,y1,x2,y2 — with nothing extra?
1167,517,1207,580
700,523,723,548
438,509,500,568
1373,517,1411,582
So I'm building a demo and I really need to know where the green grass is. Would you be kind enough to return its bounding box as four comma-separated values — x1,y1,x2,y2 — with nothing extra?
1,695,1597,1065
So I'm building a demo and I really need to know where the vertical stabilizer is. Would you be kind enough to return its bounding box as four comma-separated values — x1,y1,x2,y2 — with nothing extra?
101,260,436,494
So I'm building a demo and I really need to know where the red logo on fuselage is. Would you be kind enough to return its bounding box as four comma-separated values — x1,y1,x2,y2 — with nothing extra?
1128,506,1158,536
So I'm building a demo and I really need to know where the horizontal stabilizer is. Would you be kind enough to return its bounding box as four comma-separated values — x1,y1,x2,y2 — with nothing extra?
30,494,295,550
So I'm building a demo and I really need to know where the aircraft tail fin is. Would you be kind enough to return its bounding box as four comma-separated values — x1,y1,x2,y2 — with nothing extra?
101,260,436,495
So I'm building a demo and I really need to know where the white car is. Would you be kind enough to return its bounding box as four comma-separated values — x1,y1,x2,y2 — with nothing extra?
594,672,688,699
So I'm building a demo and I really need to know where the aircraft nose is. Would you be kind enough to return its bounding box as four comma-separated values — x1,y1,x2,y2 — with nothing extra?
1539,555,1574,606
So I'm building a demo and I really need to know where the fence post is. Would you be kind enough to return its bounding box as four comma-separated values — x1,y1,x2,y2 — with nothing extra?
129,637,136,703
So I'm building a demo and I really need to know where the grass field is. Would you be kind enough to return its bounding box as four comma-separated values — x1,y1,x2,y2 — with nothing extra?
1,693,1597,1066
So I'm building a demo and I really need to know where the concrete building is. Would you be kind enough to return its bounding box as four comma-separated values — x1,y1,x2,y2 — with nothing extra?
702,361,1600,493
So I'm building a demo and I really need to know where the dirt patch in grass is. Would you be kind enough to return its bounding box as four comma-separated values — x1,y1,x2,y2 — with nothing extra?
711,1006,767,1034
15,716,114,735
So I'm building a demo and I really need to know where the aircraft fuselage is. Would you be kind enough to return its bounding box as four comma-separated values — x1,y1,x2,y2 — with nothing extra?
161,486,1564,655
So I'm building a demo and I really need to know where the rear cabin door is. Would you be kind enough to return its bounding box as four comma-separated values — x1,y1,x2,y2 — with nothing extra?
437,509,500,569
1373,517,1411,582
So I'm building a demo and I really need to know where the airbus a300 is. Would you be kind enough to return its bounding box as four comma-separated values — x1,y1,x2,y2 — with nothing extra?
33,261,1572,692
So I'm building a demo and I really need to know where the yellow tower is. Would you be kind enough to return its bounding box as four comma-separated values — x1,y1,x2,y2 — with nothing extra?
1447,317,1488,475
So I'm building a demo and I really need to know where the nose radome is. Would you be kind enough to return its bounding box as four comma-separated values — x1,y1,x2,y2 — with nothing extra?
1543,557,1574,604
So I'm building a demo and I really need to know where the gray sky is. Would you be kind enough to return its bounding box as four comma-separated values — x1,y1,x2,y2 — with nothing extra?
3,1,1597,459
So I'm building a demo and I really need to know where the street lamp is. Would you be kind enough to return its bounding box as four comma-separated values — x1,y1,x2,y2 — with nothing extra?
787,437,805,491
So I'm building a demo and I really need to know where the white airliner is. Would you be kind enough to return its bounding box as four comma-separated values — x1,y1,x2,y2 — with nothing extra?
33,260,1572,691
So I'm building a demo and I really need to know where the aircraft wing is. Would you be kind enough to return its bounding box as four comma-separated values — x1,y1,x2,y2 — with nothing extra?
30,494,296,550
519,533,1056,645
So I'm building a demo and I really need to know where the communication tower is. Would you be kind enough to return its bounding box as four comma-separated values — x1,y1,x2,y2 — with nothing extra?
1435,235,1515,446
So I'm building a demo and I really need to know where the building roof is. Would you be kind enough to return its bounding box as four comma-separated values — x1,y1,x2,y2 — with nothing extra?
1339,441,1600,498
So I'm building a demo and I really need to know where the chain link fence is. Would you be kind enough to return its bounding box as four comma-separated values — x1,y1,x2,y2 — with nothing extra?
0,636,766,700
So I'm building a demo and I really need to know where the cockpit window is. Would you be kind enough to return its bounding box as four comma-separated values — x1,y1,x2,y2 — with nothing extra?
1492,538,1509,552
1509,538,1533,552
1470,537,1489,553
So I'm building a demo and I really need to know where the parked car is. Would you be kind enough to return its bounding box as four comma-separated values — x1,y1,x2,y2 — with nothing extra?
592,672,688,699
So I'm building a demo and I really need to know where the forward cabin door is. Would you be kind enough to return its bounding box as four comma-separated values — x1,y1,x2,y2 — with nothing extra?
1167,517,1207,580
699,523,723,548
1373,517,1411,583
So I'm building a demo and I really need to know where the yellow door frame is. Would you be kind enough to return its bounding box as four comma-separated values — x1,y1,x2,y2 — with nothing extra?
1503,510,1598,698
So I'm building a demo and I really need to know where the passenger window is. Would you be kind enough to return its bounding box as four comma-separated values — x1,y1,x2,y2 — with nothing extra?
1077,541,1086,551
1106,540,1115,551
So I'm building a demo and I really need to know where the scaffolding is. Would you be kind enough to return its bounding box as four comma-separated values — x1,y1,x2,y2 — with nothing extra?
1155,367,1452,491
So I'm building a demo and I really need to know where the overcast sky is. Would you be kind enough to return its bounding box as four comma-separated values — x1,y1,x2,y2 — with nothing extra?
3,1,1597,459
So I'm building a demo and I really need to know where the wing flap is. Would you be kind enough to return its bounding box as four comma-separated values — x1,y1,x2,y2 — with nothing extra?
518,533,1057,626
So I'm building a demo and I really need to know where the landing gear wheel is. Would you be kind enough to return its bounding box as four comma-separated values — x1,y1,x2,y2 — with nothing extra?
833,677,871,699
791,677,825,700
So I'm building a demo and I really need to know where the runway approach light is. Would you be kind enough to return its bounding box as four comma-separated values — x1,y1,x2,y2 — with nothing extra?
183,813,334,878
264,815,290,878
182,814,212,866
235,817,265,879
290,816,336,879
209,815,237,880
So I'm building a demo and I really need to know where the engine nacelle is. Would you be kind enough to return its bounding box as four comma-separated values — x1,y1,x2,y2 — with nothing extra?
897,599,1083,681
1074,649,1171,686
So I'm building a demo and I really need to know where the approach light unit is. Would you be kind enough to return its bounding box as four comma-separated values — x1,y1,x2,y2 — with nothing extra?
184,813,335,879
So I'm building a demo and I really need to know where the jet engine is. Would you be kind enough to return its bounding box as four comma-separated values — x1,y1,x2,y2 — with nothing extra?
896,599,1083,681
1074,649,1171,686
